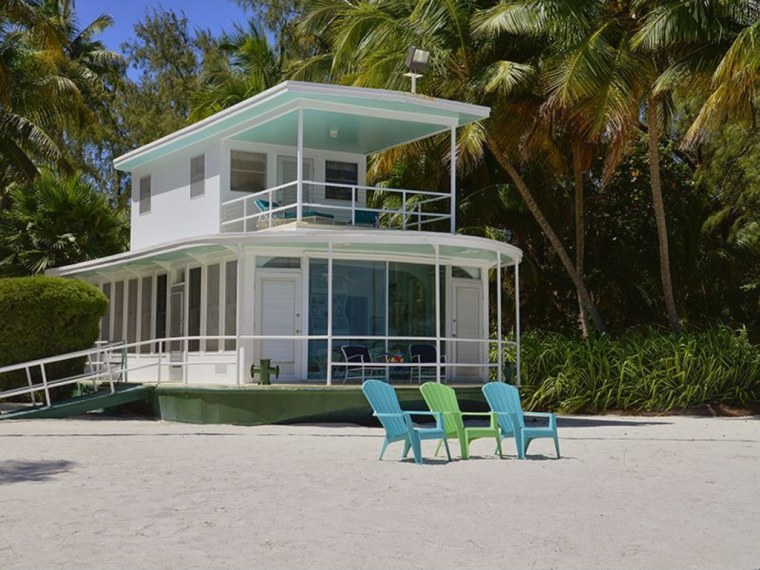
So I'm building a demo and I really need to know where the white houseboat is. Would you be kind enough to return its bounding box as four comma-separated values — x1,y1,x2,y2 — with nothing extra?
51,81,523,387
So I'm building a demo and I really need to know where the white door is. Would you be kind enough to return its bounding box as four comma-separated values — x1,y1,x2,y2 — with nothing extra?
256,274,302,380
277,156,315,205
451,279,484,381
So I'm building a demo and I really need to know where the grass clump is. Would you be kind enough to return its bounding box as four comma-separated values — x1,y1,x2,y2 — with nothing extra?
504,327,760,414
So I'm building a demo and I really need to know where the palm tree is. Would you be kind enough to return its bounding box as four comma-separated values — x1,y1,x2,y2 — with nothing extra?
295,0,608,333
0,171,127,276
0,0,123,184
191,21,280,121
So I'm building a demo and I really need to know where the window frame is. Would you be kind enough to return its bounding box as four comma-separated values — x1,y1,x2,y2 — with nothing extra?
190,154,205,198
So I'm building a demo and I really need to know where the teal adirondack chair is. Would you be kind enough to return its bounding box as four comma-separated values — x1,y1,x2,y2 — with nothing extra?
420,382,503,460
482,382,561,459
361,380,451,464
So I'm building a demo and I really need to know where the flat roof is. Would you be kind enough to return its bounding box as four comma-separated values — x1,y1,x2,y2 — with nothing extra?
114,82,490,171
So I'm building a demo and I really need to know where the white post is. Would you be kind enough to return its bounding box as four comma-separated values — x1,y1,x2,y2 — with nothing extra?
25,367,36,405
326,242,334,386
497,253,503,382
402,190,407,230
235,244,244,385
450,126,456,234
515,262,521,387
297,107,304,222
40,364,51,407
157,340,163,384
434,244,442,383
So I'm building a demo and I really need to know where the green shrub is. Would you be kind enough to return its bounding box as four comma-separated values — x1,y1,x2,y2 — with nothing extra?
494,327,760,413
0,276,107,393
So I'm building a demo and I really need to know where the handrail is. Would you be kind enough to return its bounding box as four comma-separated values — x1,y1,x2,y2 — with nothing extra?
0,340,125,375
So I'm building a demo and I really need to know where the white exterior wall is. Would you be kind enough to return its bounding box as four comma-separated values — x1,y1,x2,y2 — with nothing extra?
130,142,221,251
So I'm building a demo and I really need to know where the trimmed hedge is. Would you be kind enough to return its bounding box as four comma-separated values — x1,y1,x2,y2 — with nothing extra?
495,327,760,414
0,277,107,392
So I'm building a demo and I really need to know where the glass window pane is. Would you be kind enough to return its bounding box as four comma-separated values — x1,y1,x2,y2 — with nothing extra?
155,274,167,345
126,279,138,352
191,155,205,198
139,176,151,214
231,151,266,193
113,281,124,342
325,161,358,201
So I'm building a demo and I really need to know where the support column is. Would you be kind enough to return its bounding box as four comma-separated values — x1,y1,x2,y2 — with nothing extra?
515,262,521,387
450,126,457,234
497,252,502,382
434,244,442,383
297,107,304,222
326,242,333,386
235,244,244,385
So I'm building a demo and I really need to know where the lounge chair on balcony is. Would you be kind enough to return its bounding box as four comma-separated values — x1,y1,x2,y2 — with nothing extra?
352,209,378,227
254,199,335,224
481,382,560,459
361,380,451,464
341,345,387,383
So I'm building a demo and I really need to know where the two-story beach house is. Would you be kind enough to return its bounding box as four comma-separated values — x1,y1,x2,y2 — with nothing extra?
51,81,523,387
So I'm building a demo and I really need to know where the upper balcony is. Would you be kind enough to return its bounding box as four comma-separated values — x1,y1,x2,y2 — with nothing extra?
115,82,490,249
220,180,452,233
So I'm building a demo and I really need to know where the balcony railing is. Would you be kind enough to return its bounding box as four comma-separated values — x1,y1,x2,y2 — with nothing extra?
220,180,451,233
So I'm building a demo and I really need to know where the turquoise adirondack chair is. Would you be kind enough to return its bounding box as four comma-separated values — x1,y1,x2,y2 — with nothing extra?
420,382,503,460
361,380,451,464
482,382,561,459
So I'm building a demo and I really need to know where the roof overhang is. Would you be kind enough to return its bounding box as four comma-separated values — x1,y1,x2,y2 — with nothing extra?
48,230,521,280
114,82,490,171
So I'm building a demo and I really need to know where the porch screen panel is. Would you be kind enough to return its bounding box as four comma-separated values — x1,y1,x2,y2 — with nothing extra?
325,161,358,201
206,264,220,351
188,268,202,352
140,276,152,354
126,279,138,353
388,262,436,360
224,261,237,351
155,274,167,347
101,283,111,341
113,281,124,342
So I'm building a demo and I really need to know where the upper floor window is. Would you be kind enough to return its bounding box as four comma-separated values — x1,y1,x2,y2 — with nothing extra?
231,150,266,193
190,154,205,198
139,175,151,214
325,161,358,200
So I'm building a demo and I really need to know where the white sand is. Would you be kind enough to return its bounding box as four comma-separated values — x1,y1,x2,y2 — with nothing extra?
1,415,758,569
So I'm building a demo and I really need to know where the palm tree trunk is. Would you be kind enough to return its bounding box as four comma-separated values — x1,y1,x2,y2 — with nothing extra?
486,137,607,334
646,97,681,333
572,140,588,337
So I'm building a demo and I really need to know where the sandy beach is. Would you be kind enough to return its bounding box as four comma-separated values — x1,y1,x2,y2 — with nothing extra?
1,414,758,569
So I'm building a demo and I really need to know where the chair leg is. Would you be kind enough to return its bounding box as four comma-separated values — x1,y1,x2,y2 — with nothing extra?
409,432,423,464
495,435,503,459
442,437,452,461
434,439,443,457
554,434,561,459
459,433,469,460
515,432,526,460
402,438,411,459
379,438,390,461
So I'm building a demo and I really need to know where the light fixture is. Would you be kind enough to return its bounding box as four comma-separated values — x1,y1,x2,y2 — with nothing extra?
329,128,340,139
403,46,430,94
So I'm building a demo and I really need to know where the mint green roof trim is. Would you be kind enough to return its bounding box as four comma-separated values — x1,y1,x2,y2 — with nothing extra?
113,82,490,171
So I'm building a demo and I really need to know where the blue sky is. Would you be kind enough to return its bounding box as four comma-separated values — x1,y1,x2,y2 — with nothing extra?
76,0,250,53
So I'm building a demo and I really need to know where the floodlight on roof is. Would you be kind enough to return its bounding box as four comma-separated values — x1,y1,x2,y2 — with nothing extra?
403,46,430,93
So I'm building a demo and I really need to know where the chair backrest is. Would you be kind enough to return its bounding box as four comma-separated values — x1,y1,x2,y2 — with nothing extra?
410,344,437,364
254,199,282,211
361,380,407,439
420,382,461,434
482,382,525,431
342,345,371,363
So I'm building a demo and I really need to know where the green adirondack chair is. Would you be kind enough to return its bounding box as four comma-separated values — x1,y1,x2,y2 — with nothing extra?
420,382,503,460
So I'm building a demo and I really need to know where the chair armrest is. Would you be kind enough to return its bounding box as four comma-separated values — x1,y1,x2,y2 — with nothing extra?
460,412,493,417
411,355,421,363
373,412,404,419
345,354,364,363
524,411,557,428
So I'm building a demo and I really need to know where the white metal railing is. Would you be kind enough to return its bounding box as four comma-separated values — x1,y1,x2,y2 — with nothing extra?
0,341,127,411
219,180,451,232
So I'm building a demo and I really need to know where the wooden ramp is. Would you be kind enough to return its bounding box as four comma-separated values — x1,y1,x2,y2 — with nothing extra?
0,385,154,420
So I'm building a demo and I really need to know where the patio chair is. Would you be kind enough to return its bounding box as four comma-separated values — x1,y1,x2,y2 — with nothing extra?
361,380,451,464
419,382,503,460
481,382,560,459
255,199,335,224
341,345,387,383
409,344,444,384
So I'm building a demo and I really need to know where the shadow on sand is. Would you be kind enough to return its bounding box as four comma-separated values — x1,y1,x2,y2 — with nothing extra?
0,459,76,484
